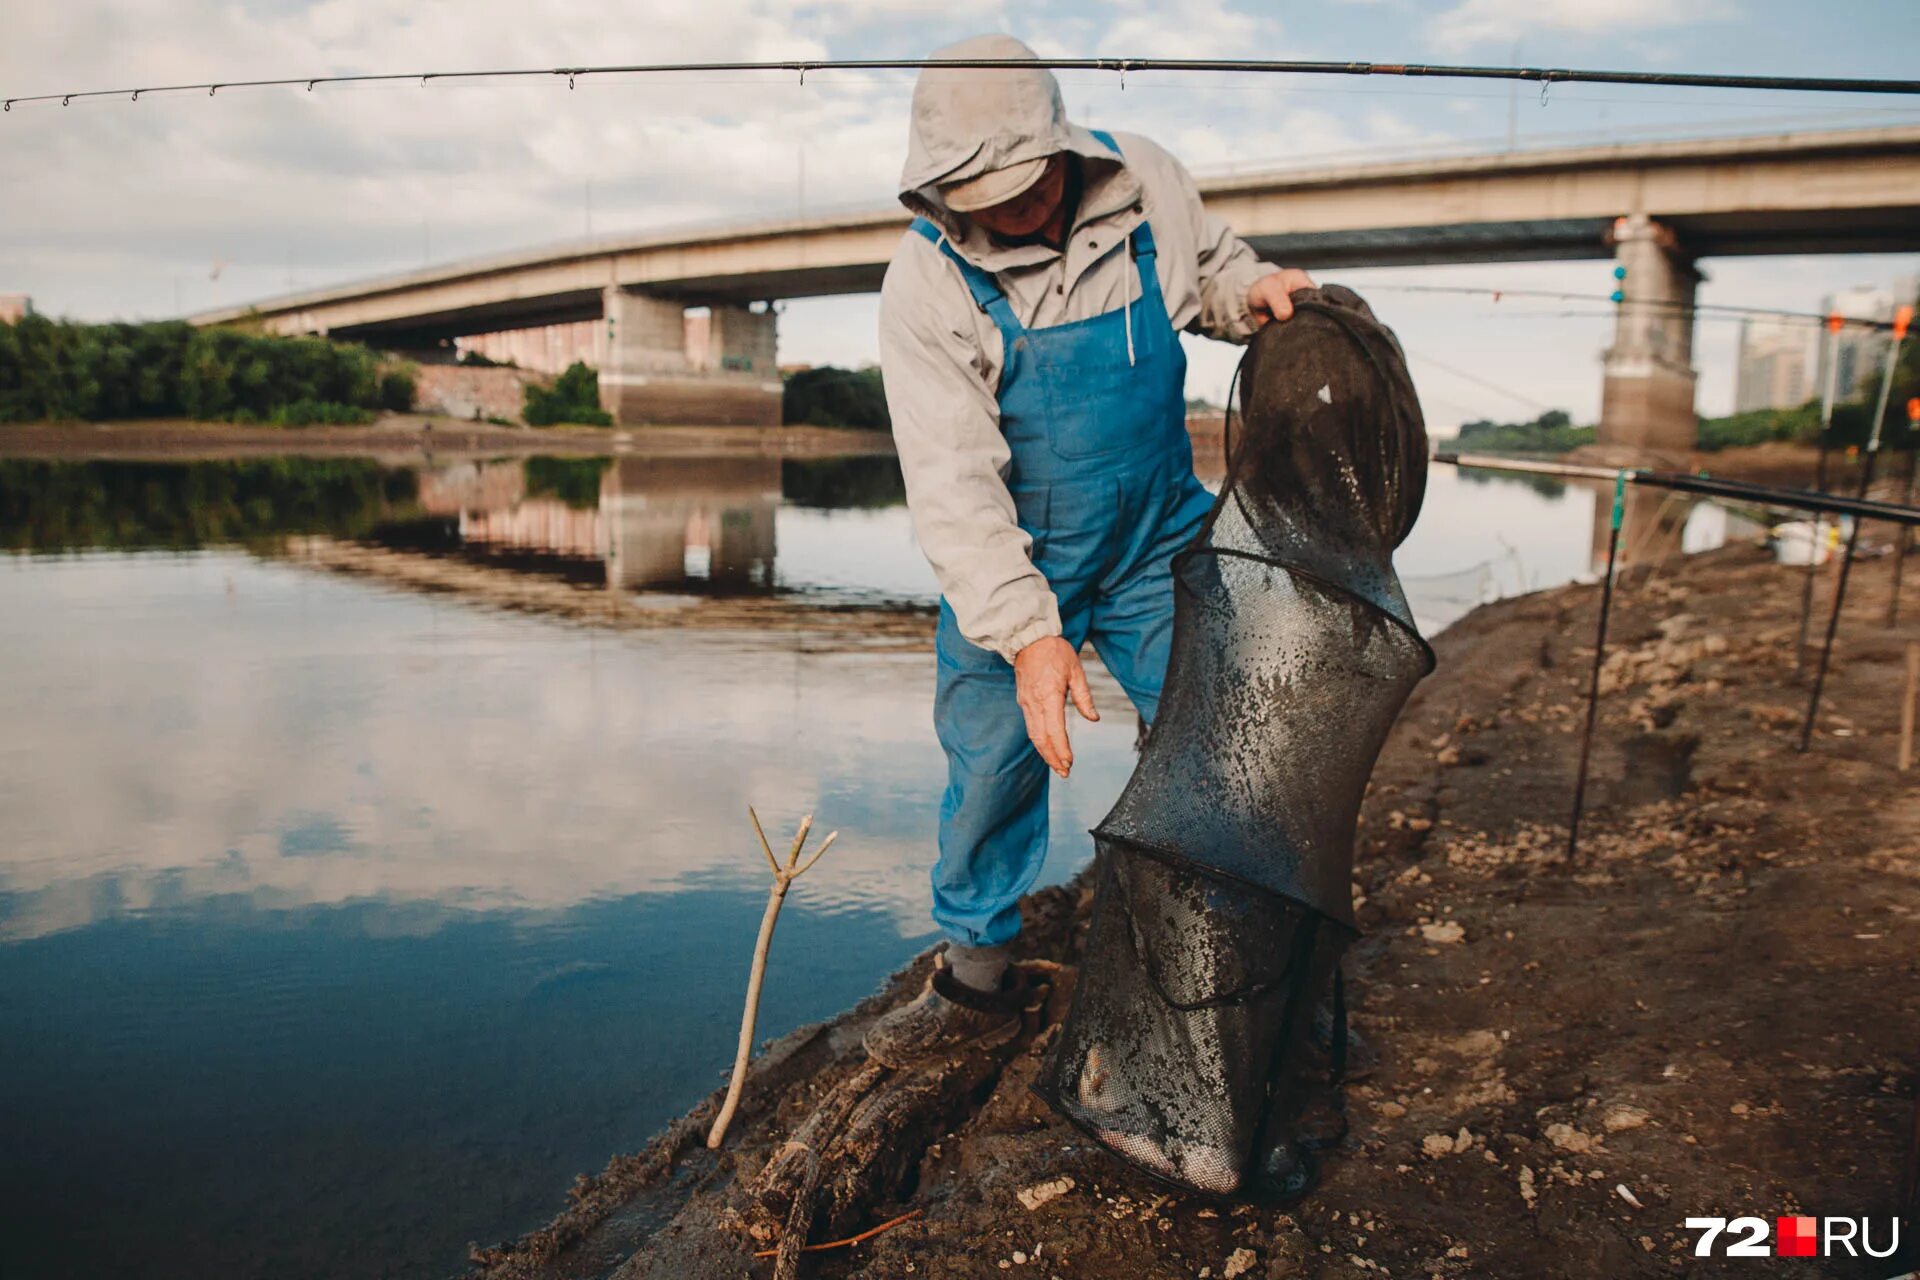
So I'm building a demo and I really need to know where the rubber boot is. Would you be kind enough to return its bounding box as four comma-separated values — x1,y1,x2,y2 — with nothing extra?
863,959,1027,1068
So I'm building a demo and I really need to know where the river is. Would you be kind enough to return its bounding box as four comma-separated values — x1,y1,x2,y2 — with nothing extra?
0,448,1749,1278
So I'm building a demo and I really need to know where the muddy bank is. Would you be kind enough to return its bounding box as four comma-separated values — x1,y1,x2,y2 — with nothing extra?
0,417,895,463
469,543,1918,1280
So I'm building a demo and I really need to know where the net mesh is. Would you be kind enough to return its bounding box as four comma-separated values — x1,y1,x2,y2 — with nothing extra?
1036,287,1433,1200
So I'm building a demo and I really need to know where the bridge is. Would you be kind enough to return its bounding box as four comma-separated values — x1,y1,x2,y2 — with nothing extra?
194,126,1920,451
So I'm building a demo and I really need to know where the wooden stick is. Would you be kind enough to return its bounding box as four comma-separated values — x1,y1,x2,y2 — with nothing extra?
784,813,814,871
793,830,839,879
707,811,836,1151
1900,640,1918,773
752,1208,924,1258
748,806,781,877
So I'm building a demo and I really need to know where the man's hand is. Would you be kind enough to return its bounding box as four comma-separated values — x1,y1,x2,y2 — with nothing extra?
1013,635,1099,778
1247,268,1317,326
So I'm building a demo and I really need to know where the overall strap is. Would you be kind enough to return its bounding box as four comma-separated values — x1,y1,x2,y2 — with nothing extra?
909,216,1018,328
1085,132,1162,282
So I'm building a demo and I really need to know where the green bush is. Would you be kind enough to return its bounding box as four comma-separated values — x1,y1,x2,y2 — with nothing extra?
178,328,380,421
1694,403,1819,452
0,316,393,424
1454,410,1593,454
87,321,196,419
378,366,417,413
0,314,102,422
524,361,612,426
783,365,889,430
265,400,378,427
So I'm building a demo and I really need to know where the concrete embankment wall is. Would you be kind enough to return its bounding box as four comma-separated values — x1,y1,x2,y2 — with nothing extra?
412,365,542,423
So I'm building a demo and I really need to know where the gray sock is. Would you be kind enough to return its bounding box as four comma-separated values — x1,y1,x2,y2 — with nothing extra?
945,942,1010,993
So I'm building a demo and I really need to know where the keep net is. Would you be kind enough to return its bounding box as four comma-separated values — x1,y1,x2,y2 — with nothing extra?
1035,286,1433,1200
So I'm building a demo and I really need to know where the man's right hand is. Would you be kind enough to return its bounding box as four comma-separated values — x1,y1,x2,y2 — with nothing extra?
1013,635,1099,778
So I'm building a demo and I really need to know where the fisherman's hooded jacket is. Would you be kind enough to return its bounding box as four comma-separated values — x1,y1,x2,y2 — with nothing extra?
880,34,1274,662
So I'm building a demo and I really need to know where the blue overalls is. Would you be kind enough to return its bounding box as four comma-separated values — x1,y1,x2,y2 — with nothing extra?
915,131,1216,949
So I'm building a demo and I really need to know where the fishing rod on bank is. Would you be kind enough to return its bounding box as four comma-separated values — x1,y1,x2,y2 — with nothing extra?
1794,317,1852,682
7,56,1920,112
1432,448,1920,857
1797,306,1913,752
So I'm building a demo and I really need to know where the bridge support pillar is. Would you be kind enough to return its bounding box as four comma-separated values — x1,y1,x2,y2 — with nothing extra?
1596,214,1699,463
600,287,783,427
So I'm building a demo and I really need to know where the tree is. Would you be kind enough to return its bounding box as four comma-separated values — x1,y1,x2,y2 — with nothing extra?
782,366,889,430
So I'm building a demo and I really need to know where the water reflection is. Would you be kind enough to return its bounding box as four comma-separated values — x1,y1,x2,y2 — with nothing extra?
0,458,420,551
602,456,780,591
383,453,925,604
0,452,1750,626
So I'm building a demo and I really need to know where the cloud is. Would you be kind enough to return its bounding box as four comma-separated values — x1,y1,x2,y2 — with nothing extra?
1427,0,1729,52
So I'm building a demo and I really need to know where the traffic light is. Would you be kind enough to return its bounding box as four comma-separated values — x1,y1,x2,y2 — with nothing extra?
1610,264,1625,305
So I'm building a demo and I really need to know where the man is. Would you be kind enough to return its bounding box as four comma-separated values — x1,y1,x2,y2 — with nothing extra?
867,33,1313,1066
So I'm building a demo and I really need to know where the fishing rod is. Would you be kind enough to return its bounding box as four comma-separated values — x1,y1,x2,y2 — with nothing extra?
1368,284,1909,333
1433,452,1920,526
1797,311,1911,751
8,56,1920,112
1794,321,1848,681
1567,470,1625,859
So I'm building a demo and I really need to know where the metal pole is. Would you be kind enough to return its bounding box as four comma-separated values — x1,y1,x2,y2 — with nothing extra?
1798,314,1909,751
1797,318,1845,679
1888,403,1920,627
1568,470,1626,859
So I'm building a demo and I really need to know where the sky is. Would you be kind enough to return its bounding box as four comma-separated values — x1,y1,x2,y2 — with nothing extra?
3,0,1918,431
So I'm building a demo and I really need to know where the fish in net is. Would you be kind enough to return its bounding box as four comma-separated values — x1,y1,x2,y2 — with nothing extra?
1035,285,1433,1200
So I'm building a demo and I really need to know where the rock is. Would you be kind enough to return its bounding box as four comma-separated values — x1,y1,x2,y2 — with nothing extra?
1016,1176,1075,1211
1602,1105,1650,1132
1449,1030,1502,1059
1223,1247,1259,1278
1421,1128,1475,1158
1420,921,1466,944
1518,1165,1538,1208
1619,732,1699,804
1545,1123,1599,1153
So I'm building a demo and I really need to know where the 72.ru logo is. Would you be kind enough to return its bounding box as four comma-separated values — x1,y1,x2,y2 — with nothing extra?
1685,1215,1901,1259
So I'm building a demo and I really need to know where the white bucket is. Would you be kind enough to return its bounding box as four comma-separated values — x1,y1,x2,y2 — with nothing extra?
1774,520,1831,566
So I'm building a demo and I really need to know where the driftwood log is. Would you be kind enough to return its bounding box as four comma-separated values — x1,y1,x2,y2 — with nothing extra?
744,968,1055,1276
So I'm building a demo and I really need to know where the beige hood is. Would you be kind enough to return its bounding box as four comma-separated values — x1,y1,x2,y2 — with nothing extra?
899,34,1124,239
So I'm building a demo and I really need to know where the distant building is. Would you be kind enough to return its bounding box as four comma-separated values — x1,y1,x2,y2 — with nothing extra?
1815,278,1917,402
0,294,31,324
1733,316,1812,413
